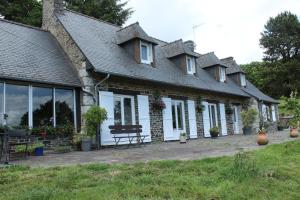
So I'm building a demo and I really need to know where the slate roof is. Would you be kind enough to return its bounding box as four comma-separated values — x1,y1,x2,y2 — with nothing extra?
221,57,245,74
220,56,277,103
161,39,200,58
198,52,228,68
116,22,157,45
57,10,251,97
0,19,81,87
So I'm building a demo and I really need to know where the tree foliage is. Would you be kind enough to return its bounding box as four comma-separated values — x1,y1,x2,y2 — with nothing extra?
260,11,300,62
242,11,300,99
84,106,107,137
0,0,133,27
0,0,42,27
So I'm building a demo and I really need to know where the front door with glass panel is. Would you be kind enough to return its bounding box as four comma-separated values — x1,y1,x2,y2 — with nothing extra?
208,103,218,128
232,106,240,134
172,100,185,140
114,95,136,142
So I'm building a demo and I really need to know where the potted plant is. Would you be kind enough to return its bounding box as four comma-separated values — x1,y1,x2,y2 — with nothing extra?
257,128,268,145
33,142,45,156
289,119,298,138
83,106,107,151
241,108,257,135
209,127,219,138
180,132,187,143
195,96,205,113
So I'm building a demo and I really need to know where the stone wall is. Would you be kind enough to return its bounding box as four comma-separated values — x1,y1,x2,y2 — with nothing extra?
93,74,248,141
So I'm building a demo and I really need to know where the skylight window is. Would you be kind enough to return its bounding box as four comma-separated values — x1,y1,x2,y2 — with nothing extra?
186,56,196,75
220,67,226,82
240,73,246,87
140,41,153,64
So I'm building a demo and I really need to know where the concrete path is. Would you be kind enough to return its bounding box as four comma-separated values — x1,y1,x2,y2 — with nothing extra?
12,130,295,167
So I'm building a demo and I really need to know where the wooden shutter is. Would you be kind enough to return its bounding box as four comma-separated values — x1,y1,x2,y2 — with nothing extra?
99,91,115,146
138,95,151,142
188,100,198,139
219,103,228,136
262,104,267,121
202,101,211,137
162,97,173,141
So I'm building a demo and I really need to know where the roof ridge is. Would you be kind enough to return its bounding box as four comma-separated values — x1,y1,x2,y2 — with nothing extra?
161,39,182,47
220,56,234,61
117,22,139,32
198,51,214,57
63,9,121,28
0,18,47,32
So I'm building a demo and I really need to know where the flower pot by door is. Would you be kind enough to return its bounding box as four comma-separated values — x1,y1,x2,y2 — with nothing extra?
290,128,298,138
257,133,268,145
81,138,92,151
34,147,44,156
180,135,186,143
243,127,252,135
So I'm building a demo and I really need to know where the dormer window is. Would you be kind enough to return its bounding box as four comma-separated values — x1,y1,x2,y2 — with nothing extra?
186,56,196,75
240,74,246,87
140,41,153,64
220,67,226,82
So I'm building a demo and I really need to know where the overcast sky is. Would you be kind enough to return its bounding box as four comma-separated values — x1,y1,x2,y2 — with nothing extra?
124,0,300,64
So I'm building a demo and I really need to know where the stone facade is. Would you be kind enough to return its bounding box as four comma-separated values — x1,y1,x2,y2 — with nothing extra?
92,74,247,141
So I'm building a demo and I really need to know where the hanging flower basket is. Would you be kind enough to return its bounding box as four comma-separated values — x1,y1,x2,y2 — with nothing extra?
153,100,166,110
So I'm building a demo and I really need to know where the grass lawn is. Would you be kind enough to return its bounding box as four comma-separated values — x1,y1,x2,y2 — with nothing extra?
1,139,300,200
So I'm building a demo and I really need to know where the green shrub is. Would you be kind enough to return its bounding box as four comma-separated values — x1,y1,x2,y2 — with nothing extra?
241,108,258,128
84,106,107,137
209,127,219,137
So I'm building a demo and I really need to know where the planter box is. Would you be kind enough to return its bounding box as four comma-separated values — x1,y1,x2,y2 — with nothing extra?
243,127,252,135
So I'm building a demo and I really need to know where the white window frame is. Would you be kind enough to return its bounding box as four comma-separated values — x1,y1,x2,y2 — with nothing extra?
240,73,246,87
113,94,136,126
171,100,186,131
140,41,153,64
208,103,218,128
220,67,226,82
0,82,77,129
186,56,196,75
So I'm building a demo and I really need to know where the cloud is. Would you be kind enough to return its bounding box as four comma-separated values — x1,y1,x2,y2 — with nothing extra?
124,0,300,64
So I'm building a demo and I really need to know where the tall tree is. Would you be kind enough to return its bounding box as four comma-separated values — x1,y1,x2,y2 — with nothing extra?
260,11,300,62
0,0,42,27
64,0,133,26
0,0,133,27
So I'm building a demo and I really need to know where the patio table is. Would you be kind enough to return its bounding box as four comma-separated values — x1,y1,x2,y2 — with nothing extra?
0,133,9,164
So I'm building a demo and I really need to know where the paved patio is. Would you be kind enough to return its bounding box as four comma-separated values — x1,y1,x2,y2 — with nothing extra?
12,130,295,167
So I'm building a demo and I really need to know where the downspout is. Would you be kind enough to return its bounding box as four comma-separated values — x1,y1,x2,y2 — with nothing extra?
94,73,110,150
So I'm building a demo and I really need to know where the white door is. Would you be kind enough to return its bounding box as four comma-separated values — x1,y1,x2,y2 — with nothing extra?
208,103,218,128
202,101,211,137
171,100,186,140
232,105,240,134
219,103,228,136
163,98,173,141
137,95,151,142
187,100,197,139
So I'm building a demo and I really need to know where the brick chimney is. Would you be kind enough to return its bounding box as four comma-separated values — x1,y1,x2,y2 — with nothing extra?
184,40,195,52
42,0,63,31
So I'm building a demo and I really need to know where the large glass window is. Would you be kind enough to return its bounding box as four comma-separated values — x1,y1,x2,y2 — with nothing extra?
172,100,184,131
5,84,29,127
32,87,53,127
55,89,74,126
113,95,135,125
0,83,3,125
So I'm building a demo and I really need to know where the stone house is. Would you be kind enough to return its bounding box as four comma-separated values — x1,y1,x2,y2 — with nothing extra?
0,0,278,146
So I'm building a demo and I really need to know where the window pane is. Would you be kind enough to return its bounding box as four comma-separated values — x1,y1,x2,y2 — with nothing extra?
172,104,176,129
141,45,148,61
33,87,53,127
124,98,133,125
55,89,74,126
6,84,29,127
211,106,216,127
0,83,3,125
114,97,122,125
177,102,183,130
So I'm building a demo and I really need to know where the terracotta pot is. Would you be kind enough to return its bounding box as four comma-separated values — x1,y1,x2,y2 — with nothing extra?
257,132,268,145
290,128,298,138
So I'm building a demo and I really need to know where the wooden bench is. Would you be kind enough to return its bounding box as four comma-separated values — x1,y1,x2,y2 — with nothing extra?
108,125,148,147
